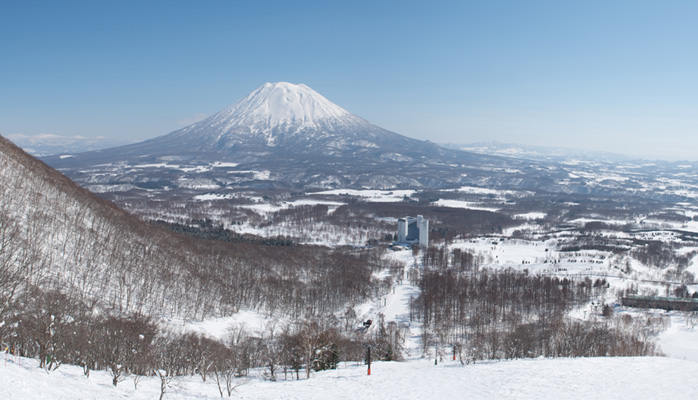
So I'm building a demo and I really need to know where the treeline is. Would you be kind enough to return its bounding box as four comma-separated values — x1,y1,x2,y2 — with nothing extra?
2,284,404,396
422,246,479,271
630,240,696,270
410,255,659,362
266,204,395,245
152,219,296,246
414,269,594,336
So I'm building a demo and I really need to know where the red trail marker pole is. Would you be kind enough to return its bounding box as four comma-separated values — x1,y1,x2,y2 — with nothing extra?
367,346,371,376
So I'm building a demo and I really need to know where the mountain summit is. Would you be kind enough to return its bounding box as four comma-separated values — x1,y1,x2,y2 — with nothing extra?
212,82,352,132
166,82,381,150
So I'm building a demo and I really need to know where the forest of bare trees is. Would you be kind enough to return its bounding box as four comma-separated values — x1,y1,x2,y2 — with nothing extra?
411,247,660,363
0,136,386,323
1,278,408,397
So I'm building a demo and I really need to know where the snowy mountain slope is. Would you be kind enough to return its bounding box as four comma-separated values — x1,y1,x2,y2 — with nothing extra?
0,134,213,316
185,82,363,142
137,82,435,158
0,134,375,320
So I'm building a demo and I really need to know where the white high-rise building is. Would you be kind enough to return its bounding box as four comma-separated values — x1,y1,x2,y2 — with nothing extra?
397,215,429,247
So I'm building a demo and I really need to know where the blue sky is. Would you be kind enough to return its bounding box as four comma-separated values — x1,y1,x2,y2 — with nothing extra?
1,1,696,160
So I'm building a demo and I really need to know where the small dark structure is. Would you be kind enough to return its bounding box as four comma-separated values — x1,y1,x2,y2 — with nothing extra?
621,295,698,312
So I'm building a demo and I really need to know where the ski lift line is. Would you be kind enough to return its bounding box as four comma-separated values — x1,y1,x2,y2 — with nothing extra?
361,289,397,334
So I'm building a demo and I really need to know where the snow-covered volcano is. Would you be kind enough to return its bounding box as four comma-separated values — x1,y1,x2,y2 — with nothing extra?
48,82,427,160
44,82,543,190
159,81,417,153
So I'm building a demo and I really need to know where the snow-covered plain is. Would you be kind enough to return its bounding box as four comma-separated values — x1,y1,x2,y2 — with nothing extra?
234,198,346,214
657,312,698,362
312,189,416,202
432,199,501,212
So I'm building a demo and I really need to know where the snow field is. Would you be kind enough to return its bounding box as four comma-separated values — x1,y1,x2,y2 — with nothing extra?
2,353,697,399
312,189,416,202
167,310,286,341
431,199,501,212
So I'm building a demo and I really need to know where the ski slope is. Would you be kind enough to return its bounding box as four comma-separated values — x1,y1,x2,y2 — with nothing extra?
1,352,697,399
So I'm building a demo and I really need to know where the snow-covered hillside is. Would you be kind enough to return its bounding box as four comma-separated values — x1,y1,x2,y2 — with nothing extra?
0,135,377,320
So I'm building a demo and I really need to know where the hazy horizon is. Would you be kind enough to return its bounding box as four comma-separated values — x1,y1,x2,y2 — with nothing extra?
2,1,696,161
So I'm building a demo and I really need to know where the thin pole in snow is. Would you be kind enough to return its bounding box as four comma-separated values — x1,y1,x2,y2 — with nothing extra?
367,346,371,376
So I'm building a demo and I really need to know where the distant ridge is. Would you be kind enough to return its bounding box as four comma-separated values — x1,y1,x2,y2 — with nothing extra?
6,133,132,156
445,141,640,163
